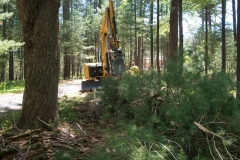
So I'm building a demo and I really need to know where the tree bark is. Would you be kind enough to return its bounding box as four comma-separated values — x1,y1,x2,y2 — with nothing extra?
150,0,154,68
156,0,160,73
9,50,14,81
134,0,137,65
236,0,240,99
168,0,179,62
63,0,71,79
179,0,183,69
71,55,75,77
16,0,60,129
138,36,141,71
0,4,7,82
205,7,208,75
232,0,237,42
222,0,226,72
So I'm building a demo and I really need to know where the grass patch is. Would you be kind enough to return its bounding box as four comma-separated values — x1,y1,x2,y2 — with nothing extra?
58,95,82,123
0,80,25,94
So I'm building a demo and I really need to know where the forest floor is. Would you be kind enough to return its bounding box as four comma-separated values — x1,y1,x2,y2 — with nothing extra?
0,80,111,160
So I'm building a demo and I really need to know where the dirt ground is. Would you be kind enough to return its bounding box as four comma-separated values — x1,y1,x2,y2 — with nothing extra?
0,80,108,159
0,101,110,159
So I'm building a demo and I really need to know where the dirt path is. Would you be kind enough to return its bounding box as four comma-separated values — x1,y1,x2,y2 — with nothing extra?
0,79,84,113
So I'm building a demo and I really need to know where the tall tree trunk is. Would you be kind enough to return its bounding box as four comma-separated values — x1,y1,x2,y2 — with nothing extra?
232,0,237,42
156,0,160,73
179,0,183,69
168,0,179,62
222,1,226,72
0,4,7,82
209,7,214,59
77,53,80,78
142,36,145,71
79,52,83,79
134,0,137,65
95,31,97,62
16,0,60,129
150,0,154,68
205,7,208,75
236,0,240,99
63,0,71,79
8,10,15,81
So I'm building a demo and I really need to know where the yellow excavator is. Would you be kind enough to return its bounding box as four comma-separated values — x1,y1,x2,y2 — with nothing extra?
82,0,125,89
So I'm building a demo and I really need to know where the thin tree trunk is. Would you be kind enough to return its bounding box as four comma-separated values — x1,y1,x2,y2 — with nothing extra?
19,47,23,80
236,0,240,99
134,0,137,65
205,7,208,75
63,0,71,79
232,0,237,42
77,53,80,78
150,0,154,68
138,36,141,71
222,1,226,72
71,55,75,77
209,7,214,59
142,36,144,71
95,32,97,62
0,4,7,82
168,0,179,62
129,36,133,67
179,0,183,69
9,50,14,81
79,52,83,79
156,0,160,73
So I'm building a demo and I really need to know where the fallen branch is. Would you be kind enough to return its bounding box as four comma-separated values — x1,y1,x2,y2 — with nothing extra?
194,121,234,160
10,129,41,140
76,122,86,135
194,122,223,139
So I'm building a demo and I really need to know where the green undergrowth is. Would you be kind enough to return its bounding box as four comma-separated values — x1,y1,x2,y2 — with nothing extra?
87,67,240,159
0,80,25,93
0,111,21,131
58,95,81,123
88,119,187,160
1,73,240,159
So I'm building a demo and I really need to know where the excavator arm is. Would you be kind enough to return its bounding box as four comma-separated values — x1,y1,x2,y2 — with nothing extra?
100,0,125,78
82,0,125,89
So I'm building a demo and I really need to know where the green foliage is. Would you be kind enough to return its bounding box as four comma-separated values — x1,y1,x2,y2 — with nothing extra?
0,40,24,54
59,96,78,122
88,121,187,160
95,67,240,159
0,12,14,20
0,111,21,130
0,80,24,93
99,72,165,121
